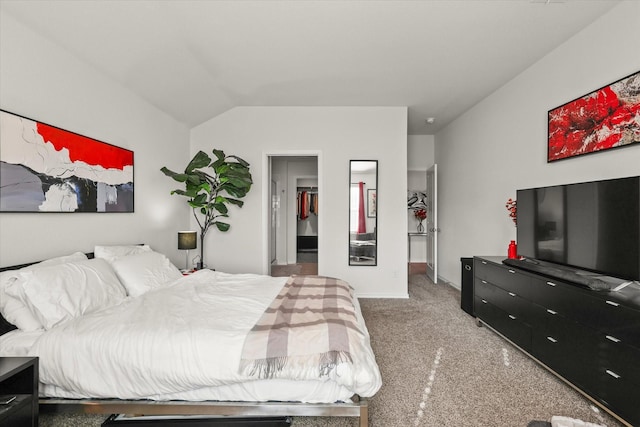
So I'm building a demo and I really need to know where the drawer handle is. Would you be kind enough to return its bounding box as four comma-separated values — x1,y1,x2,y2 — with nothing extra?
605,370,621,379
546,336,558,343
605,300,619,307
508,292,516,297
546,309,557,315
605,335,621,343
481,299,487,304
546,281,557,287
508,269,516,274
508,314,516,320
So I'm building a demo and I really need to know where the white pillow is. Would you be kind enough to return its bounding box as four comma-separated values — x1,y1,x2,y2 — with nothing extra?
0,292,41,331
0,252,88,331
5,258,126,330
94,244,152,263
111,251,182,297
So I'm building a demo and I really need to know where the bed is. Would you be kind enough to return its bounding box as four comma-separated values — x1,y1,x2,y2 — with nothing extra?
0,246,382,426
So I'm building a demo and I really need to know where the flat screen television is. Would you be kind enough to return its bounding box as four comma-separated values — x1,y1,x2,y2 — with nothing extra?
516,176,640,281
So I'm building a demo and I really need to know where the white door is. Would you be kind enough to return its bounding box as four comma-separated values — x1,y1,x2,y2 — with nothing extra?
270,179,277,264
426,164,438,283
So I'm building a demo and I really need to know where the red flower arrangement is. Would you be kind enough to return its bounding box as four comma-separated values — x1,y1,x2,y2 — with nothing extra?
413,208,427,233
505,198,517,226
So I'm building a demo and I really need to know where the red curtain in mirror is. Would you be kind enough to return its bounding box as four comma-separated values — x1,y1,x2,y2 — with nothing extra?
358,181,366,233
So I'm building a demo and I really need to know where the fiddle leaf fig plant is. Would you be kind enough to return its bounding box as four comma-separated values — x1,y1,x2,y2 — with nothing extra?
161,149,253,269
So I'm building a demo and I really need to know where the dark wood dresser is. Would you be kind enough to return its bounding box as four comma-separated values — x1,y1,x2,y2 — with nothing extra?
473,256,640,427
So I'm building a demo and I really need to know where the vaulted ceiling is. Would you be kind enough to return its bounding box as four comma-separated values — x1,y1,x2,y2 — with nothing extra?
0,0,619,134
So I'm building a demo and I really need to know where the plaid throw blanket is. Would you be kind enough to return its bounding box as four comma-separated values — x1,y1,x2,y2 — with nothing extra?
239,275,363,379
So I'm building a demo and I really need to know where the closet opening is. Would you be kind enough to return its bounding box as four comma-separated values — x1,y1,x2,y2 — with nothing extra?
296,184,318,264
268,155,319,277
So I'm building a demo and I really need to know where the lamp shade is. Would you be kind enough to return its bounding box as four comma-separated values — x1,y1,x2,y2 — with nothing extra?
178,231,197,250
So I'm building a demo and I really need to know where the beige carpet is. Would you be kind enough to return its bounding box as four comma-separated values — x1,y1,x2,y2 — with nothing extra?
40,275,626,427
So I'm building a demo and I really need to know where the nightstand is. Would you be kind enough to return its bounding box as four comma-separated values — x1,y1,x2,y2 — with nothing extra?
0,357,38,427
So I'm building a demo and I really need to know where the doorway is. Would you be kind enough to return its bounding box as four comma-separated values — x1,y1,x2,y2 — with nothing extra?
267,155,319,277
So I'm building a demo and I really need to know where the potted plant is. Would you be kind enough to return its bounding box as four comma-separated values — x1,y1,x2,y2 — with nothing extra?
161,149,253,269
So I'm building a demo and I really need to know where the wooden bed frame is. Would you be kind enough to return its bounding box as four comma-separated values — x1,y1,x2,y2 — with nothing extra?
1,255,371,427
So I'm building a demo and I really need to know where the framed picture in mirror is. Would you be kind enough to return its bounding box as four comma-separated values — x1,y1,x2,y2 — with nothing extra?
367,189,376,218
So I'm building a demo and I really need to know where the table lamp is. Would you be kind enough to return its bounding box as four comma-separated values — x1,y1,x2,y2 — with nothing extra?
178,231,197,271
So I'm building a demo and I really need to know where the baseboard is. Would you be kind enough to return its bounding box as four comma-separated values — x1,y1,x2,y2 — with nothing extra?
356,293,409,299
441,276,460,290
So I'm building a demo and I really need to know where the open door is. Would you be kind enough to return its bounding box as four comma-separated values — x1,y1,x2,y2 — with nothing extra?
270,178,277,264
426,164,438,283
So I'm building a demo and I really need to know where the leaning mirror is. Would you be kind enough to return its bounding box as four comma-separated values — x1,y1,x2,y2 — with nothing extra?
349,160,378,266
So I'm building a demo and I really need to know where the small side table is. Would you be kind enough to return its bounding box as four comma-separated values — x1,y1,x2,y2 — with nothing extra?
0,357,38,427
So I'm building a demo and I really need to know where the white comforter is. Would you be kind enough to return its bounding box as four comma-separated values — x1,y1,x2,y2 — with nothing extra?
15,270,382,403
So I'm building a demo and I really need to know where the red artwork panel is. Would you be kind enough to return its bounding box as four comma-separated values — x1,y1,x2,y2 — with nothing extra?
548,71,640,162
0,110,134,212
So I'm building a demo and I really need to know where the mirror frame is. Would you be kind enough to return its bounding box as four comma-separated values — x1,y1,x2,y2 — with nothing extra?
349,160,378,266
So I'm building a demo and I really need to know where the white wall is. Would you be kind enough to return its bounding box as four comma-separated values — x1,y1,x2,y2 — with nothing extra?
435,1,640,288
0,12,190,267
408,135,435,171
191,107,408,298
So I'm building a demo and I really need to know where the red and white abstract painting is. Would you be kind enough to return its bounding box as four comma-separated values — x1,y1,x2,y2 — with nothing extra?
0,110,133,212
548,71,640,162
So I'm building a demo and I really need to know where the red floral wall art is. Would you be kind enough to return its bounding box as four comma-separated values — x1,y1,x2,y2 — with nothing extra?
548,71,640,162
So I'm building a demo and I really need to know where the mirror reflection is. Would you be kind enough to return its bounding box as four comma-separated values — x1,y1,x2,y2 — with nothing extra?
349,160,378,266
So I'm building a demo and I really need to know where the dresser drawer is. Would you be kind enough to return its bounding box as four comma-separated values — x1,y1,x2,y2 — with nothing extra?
526,276,640,350
597,367,640,427
595,301,640,349
475,296,531,352
475,278,533,324
474,258,533,298
531,305,598,393
526,276,603,328
597,335,640,387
